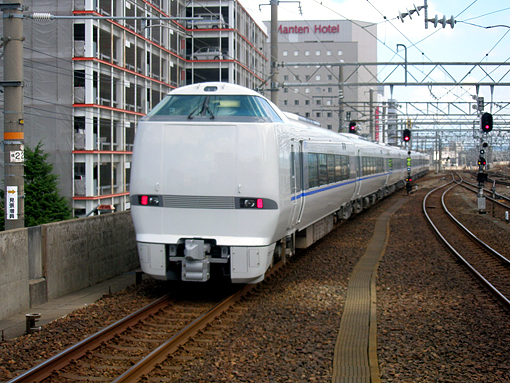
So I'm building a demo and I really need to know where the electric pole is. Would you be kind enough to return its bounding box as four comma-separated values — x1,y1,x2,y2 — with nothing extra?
2,2,25,230
270,0,278,105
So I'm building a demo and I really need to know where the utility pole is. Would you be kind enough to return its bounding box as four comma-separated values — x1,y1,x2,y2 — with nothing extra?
270,0,278,105
338,62,344,132
369,88,374,140
2,2,25,230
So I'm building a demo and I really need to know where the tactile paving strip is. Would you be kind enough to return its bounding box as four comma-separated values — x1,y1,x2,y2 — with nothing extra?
332,198,409,383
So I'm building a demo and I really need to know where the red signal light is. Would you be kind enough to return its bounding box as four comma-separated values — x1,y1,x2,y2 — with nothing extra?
480,112,493,133
141,195,148,205
348,121,356,133
403,129,411,142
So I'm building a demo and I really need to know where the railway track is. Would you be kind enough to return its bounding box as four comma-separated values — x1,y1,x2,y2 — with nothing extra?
423,175,510,310
7,263,285,383
460,175,510,210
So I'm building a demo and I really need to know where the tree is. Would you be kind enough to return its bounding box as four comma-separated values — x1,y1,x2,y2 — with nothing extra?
23,143,71,227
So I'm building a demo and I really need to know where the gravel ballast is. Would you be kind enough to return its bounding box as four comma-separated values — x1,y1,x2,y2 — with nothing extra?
1,173,510,382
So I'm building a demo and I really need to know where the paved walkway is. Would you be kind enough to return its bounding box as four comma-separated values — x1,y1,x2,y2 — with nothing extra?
0,271,141,341
332,198,409,383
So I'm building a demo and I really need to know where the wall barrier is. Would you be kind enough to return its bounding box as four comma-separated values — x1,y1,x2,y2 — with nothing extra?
0,211,139,321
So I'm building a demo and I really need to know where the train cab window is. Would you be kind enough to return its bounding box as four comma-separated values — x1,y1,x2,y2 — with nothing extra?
144,94,283,123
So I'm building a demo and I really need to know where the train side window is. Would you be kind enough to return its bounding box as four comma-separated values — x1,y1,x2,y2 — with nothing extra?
335,155,342,182
308,153,318,188
327,154,335,183
343,155,350,180
318,154,328,186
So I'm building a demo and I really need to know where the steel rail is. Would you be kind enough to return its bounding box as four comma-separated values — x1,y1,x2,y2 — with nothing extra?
423,181,510,309
441,184,510,268
7,294,174,383
459,181,510,210
113,260,286,382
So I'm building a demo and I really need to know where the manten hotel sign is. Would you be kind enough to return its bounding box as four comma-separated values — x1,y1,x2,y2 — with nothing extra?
278,24,340,34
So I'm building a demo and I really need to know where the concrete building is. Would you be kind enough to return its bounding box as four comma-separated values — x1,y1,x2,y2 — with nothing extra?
265,19,378,134
0,0,268,218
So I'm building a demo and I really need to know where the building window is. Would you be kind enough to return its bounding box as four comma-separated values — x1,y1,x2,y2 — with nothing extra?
316,112,321,117
316,100,321,105
294,50,299,56
327,50,332,56
327,112,332,117
305,112,310,117
306,75,310,81
294,75,300,81
338,50,343,56
327,125,333,130
284,100,288,105
305,88,310,93
284,75,289,81
328,87,332,93
305,50,310,56
316,50,321,56
295,100,299,105
284,88,289,93
326,100,331,106
327,75,333,80
305,100,310,105
316,75,321,81
316,87,321,93
283,50,288,56
294,88,299,93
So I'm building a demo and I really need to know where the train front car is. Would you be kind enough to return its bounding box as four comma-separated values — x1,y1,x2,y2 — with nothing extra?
130,83,288,284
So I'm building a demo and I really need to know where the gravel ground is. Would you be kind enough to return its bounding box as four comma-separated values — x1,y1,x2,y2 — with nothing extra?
2,172,510,382
377,175,510,382
0,281,171,381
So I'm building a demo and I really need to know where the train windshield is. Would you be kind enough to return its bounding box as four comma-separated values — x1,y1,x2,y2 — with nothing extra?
144,95,283,122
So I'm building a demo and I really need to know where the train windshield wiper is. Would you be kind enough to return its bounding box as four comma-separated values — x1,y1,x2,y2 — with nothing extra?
205,105,215,119
187,105,202,119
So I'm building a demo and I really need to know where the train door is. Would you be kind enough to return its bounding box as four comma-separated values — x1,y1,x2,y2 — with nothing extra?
288,141,304,228
354,149,362,197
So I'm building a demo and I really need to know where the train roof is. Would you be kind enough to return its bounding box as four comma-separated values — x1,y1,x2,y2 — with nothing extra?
168,82,262,97
283,112,321,127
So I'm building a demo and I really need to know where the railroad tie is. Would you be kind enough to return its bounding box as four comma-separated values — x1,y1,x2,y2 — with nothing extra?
332,198,409,383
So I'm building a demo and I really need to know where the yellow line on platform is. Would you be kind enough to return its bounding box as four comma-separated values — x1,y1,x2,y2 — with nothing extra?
332,197,409,383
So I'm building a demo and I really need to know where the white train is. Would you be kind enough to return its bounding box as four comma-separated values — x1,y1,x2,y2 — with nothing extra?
130,82,429,283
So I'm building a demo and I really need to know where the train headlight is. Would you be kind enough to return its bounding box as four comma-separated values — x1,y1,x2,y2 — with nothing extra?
240,198,264,209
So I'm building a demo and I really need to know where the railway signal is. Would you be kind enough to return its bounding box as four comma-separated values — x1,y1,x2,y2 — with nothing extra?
480,112,493,133
348,121,356,133
403,128,411,142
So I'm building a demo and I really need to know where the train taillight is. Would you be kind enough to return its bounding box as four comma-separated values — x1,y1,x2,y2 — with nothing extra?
140,195,160,206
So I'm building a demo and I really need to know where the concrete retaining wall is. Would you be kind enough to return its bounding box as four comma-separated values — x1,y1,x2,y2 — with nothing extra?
0,211,139,321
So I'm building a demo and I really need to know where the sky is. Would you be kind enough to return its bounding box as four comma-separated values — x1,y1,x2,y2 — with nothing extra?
246,0,510,107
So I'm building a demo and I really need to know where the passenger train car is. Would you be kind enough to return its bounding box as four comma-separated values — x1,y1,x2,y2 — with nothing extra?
130,82,429,283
